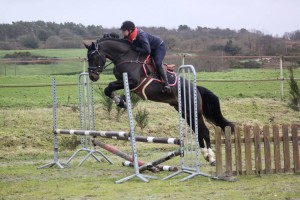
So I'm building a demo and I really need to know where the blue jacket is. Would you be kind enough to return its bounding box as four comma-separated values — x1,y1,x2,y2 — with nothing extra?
132,29,163,55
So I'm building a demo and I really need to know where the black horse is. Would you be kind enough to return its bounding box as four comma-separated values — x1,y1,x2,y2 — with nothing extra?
84,37,234,165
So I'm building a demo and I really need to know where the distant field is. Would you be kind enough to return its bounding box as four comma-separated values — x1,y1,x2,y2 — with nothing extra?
0,67,299,107
0,49,85,76
0,49,86,58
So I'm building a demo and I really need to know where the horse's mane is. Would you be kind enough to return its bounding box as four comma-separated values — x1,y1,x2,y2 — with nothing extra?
96,37,131,52
96,36,131,49
95,34,140,57
97,37,128,44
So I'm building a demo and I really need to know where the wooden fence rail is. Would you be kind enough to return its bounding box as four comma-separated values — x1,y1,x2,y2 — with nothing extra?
214,124,299,177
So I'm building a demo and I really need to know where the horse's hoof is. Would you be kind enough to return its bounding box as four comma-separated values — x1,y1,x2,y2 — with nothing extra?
210,161,216,166
205,156,210,162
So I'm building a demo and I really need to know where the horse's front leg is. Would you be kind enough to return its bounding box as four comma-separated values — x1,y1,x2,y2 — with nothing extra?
104,80,127,108
104,79,137,109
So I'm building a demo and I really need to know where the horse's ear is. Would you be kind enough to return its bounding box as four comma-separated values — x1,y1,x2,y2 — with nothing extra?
83,42,90,49
91,42,96,49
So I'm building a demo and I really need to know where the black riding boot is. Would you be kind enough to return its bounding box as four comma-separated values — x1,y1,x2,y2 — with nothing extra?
157,66,171,94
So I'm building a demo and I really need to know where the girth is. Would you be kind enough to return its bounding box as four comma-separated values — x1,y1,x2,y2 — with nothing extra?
130,76,154,100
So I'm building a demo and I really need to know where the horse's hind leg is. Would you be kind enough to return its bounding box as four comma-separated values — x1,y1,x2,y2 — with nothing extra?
171,99,215,166
192,88,216,166
198,115,216,166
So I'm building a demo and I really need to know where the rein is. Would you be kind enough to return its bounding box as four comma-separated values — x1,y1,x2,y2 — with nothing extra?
114,57,146,67
113,50,149,68
102,61,113,70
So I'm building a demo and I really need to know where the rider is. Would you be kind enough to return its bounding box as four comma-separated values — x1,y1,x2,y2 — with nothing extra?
120,20,171,93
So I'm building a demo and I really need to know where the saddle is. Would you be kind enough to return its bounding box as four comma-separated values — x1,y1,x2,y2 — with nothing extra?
145,57,175,74
131,56,178,100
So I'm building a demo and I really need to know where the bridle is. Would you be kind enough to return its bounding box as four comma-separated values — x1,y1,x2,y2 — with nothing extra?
87,44,107,74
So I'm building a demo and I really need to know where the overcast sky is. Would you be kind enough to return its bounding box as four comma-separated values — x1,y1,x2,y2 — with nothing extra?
0,0,299,36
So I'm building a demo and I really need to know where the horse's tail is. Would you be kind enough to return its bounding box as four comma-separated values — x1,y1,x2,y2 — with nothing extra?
197,86,235,132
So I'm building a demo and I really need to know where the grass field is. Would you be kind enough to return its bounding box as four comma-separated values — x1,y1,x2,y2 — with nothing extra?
0,49,300,199
1,100,300,200
0,49,87,76
0,49,86,58
1,157,300,200
1,67,299,107
1,49,300,107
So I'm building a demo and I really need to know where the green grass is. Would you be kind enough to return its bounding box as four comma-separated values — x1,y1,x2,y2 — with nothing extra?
1,68,299,107
1,158,300,200
0,49,87,76
1,99,299,154
0,49,86,58
199,68,297,99
0,62,84,76
1,99,300,199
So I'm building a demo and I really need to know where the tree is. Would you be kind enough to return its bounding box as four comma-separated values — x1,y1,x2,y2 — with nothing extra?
45,36,63,48
59,28,74,40
224,40,241,55
177,25,191,32
209,44,224,51
87,25,103,37
290,30,300,40
60,35,83,48
19,34,39,49
239,28,249,34
164,36,176,50
288,67,300,110
258,35,285,55
37,29,52,41
283,32,292,40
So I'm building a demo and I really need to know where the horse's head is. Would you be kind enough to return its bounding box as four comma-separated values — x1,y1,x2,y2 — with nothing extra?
84,42,106,82
84,36,136,82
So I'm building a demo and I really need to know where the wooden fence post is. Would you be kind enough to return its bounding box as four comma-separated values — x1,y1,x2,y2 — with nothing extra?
215,126,223,177
273,125,281,173
234,126,242,175
291,124,299,173
244,126,252,175
254,124,262,174
225,126,232,177
282,124,291,172
263,125,271,174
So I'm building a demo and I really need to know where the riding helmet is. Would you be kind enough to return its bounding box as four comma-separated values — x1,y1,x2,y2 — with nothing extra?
120,21,135,31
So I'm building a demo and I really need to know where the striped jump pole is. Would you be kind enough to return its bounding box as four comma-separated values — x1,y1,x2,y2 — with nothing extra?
55,129,180,145
163,65,212,182
122,149,180,172
93,140,159,172
122,162,177,172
